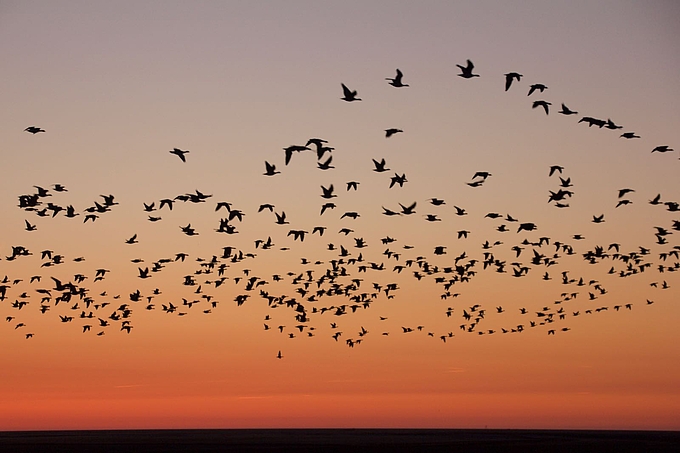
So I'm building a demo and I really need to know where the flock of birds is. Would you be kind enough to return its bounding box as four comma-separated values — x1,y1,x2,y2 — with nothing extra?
6,59,678,359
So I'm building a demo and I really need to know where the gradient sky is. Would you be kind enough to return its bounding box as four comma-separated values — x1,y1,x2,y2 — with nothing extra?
1,0,679,430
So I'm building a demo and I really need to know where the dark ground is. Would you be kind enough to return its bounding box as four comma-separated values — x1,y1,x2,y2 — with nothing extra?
0,429,678,452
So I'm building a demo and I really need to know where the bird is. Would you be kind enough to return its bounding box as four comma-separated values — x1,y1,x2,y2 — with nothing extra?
24,126,45,134
549,165,564,177
274,212,289,225
558,103,578,115
652,145,674,153
320,203,336,215
399,202,417,215
456,59,479,78
605,119,623,130
453,206,467,216
287,230,308,241
472,171,492,180
382,206,401,216
620,132,640,139
284,145,311,165
320,184,336,199
372,158,390,172
169,148,189,162
34,186,51,197
559,176,573,188
527,84,547,96
517,223,537,233
504,72,522,91
532,100,551,115
125,234,138,244
341,83,361,102
264,161,281,176
579,117,606,128
317,155,335,170
618,188,635,198
306,138,328,148
385,128,403,138
389,173,407,188
386,69,409,87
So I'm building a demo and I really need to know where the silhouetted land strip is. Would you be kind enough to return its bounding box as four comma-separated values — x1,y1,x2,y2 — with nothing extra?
1,429,679,452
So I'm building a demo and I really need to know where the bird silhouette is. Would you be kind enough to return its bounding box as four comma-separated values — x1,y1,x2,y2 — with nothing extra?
386,69,409,87
399,202,417,215
558,103,578,115
372,158,390,172
320,184,336,199
456,59,479,78
264,161,281,176
284,145,311,165
341,83,361,102
169,148,189,162
504,72,522,91
274,212,289,225
346,181,359,191
527,83,547,96
579,117,606,128
317,155,334,170
605,119,622,130
532,100,551,115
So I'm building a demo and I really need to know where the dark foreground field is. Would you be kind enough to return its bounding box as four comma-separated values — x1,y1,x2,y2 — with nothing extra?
1,429,678,452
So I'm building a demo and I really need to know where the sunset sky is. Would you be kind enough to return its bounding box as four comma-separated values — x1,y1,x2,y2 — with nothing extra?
1,1,679,430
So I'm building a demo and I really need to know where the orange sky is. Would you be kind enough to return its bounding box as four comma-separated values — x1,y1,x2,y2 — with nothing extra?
1,0,679,430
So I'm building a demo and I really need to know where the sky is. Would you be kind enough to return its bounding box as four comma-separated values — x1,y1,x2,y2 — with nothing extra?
1,0,679,430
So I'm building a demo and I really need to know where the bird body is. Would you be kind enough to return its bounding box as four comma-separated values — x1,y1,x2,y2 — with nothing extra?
527,83,547,96
504,72,522,91
169,148,189,162
264,161,280,176
386,69,409,87
558,103,578,115
456,59,479,78
341,83,361,101
532,100,551,115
